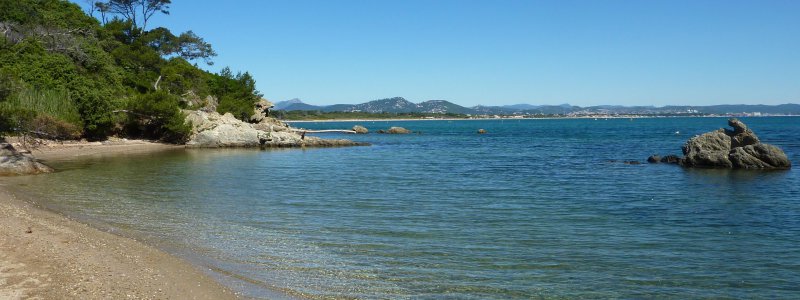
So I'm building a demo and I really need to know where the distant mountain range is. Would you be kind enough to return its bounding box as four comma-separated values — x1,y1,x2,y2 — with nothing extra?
272,97,800,116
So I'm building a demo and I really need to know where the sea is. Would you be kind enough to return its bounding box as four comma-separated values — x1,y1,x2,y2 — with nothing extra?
4,117,800,299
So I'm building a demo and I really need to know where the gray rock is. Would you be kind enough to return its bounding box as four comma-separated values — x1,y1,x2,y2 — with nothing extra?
201,95,218,112
250,98,274,123
185,111,262,147
352,125,368,134
660,155,681,164
679,118,790,169
387,127,411,134
727,118,760,148
0,143,53,176
184,110,365,148
729,143,791,169
681,129,732,168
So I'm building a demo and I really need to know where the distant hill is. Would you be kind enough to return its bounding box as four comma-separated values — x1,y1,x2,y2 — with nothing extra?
273,98,305,110
275,97,800,116
281,102,324,111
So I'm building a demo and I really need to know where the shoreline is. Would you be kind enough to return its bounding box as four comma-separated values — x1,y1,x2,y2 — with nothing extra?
283,115,796,123
0,141,238,299
10,139,186,162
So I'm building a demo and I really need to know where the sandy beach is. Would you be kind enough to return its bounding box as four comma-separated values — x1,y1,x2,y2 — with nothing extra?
0,140,237,299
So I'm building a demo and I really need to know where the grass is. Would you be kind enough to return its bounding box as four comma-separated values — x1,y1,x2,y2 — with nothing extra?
0,88,82,126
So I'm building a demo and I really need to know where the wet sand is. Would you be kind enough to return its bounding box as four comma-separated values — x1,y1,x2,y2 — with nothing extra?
0,140,238,299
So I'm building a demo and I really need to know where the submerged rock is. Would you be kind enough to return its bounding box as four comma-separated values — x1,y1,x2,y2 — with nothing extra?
679,118,790,169
0,142,53,176
660,155,681,164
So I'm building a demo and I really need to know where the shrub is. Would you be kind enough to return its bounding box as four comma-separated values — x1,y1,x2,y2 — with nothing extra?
124,91,190,143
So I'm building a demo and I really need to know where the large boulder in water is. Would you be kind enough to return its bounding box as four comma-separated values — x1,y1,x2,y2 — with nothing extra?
681,129,733,168
729,144,792,169
352,125,368,134
680,118,790,169
0,142,53,176
387,127,411,134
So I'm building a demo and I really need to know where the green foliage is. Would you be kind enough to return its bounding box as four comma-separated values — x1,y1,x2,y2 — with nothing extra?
0,75,83,139
124,91,189,142
0,107,35,137
0,0,98,28
0,0,259,142
211,68,262,121
160,57,209,95
1,88,81,126
105,0,171,30
141,27,216,64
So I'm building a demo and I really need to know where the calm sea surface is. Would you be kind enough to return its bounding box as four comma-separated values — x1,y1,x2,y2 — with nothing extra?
5,117,800,299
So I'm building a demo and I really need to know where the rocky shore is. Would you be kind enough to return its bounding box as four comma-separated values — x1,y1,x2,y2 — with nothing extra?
184,110,364,148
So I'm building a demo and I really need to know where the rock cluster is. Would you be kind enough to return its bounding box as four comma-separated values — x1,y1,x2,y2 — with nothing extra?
183,110,364,148
0,142,53,176
652,118,791,169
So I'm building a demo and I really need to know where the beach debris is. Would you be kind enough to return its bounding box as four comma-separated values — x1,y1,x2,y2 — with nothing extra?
352,125,369,134
25,227,32,234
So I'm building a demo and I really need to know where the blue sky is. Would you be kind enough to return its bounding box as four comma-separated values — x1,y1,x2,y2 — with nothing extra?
77,0,799,107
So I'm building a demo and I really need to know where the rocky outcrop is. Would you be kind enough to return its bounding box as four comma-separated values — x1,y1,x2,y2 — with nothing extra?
181,91,218,112
249,98,274,123
680,118,790,169
386,127,411,134
729,144,791,169
352,125,368,134
183,110,365,148
0,142,53,176
727,118,760,148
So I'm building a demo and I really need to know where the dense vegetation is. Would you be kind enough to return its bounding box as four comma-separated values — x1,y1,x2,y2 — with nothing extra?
0,0,262,142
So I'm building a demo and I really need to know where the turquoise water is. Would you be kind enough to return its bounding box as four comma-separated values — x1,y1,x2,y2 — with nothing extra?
5,117,800,299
